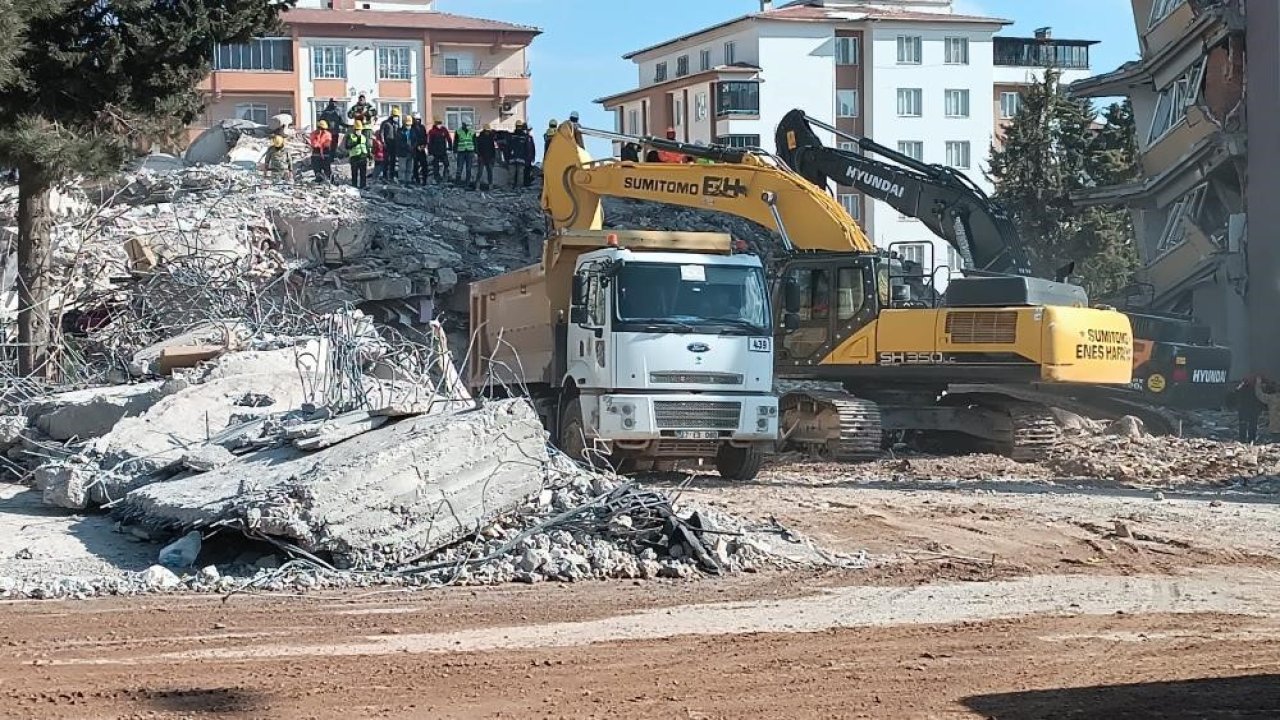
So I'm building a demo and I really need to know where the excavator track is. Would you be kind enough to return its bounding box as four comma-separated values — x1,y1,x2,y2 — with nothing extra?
1005,402,1062,462
778,381,882,459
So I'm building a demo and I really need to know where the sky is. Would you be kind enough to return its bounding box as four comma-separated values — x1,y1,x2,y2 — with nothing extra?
434,0,1142,157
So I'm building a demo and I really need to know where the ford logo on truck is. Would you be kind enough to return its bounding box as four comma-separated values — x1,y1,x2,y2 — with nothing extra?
687,342,710,353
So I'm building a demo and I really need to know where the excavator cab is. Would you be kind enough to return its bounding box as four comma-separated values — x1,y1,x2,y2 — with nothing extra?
773,255,882,371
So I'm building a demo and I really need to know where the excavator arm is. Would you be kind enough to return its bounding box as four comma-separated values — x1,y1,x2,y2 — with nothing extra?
775,109,1033,275
540,121,875,254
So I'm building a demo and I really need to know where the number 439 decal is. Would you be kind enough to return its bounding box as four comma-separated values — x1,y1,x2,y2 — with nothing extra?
749,338,771,352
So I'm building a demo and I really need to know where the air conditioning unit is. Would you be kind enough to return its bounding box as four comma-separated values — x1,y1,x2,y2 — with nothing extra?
499,100,514,114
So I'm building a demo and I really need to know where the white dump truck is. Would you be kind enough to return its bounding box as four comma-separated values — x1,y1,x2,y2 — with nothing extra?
469,229,777,480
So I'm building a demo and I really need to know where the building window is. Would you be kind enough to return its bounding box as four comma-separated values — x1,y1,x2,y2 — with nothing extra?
839,193,862,221
214,38,293,71
676,55,689,77
898,243,929,264
945,141,971,169
838,141,862,155
993,38,1090,69
615,109,624,133
442,54,480,76
897,88,922,117
944,89,970,118
311,45,346,79
836,89,860,118
1000,91,1022,119
1148,58,1206,144
716,80,760,116
654,61,668,83
944,37,969,65
896,36,922,64
724,41,737,65
1149,0,1186,29
1156,183,1208,254
674,98,684,127
719,134,762,149
311,99,349,125
627,109,640,135
897,141,924,161
699,49,712,72
378,101,413,119
835,37,859,65
234,102,269,125
945,246,965,269
444,106,476,130
377,46,411,81
694,91,708,121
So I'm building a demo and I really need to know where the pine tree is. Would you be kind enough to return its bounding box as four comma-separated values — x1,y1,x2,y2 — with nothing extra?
989,70,1139,299
0,0,291,378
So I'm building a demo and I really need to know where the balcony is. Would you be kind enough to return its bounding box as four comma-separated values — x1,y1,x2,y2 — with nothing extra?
1142,105,1218,177
199,71,296,95
1143,0,1197,58
1144,219,1219,292
429,66,531,98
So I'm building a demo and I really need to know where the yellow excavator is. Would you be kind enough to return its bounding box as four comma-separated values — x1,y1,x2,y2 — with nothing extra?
542,123,1135,459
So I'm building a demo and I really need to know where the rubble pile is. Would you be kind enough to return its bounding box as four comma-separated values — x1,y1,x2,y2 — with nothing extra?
1049,423,1280,486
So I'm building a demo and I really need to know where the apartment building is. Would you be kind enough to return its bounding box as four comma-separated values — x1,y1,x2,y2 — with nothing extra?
992,28,1096,142
595,0,1011,272
1069,0,1248,372
194,0,539,140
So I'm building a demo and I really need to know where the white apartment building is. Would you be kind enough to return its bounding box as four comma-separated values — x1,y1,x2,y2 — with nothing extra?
993,28,1096,142
598,0,1034,274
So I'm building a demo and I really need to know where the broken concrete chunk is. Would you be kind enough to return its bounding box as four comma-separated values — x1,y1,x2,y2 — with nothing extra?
158,530,202,568
270,211,371,263
117,399,548,569
141,565,182,589
129,320,249,377
35,462,95,510
0,415,28,448
181,445,238,473
30,382,168,441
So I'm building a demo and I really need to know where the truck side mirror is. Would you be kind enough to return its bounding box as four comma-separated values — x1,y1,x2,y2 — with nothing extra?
783,313,800,332
783,279,801,314
571,275,587,306
570,306,588,325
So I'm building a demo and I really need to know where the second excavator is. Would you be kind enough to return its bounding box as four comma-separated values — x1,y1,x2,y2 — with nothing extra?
540,122,1135,460
774,108,1231,414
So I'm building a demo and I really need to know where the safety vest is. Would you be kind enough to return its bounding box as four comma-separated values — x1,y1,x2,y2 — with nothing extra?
346,133,368,159
455,127,476,152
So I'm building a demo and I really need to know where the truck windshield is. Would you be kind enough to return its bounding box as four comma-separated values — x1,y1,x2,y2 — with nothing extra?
613,262,772,334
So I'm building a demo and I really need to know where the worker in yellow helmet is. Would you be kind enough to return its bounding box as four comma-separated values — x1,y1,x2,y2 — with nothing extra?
544,119,558,155
262,132,292,181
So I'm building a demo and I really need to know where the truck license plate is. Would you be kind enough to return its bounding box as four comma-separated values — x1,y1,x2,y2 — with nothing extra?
675,430,719,440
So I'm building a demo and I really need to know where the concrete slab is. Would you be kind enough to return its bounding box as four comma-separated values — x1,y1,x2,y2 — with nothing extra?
117,399,549,569
29,382,169,442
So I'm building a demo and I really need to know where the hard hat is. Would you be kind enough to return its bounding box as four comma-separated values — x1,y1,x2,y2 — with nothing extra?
317,120,328,129
515,119,526,127
666,126,675,134
271,135,284,148
484,123,492,130
434,117,443,123
549,119,558,128
391,107,401,116
570,111,580,121
352,120,364,131
412,112,421,119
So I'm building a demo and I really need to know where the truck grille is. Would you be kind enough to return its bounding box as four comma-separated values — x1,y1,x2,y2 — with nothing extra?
946,311,1018,345
649,372,743,385
653,401,742,430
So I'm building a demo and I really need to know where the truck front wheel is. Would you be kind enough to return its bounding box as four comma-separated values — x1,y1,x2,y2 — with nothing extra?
716,443,764,481
558,401,589,466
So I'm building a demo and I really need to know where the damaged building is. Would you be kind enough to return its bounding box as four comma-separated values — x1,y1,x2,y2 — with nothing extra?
1069,0,1249,375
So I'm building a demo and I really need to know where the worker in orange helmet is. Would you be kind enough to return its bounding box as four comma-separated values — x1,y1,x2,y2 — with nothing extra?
656,127,685,163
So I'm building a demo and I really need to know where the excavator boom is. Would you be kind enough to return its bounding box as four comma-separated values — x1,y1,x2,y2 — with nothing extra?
541,122,874,254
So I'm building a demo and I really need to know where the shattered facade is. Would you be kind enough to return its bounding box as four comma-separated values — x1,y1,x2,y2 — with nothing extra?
1069,0,1249,375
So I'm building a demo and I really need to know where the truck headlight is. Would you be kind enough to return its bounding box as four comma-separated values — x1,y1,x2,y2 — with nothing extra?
623,418,635,429
621,403,634,416
758,406,777,417
757,418,769,430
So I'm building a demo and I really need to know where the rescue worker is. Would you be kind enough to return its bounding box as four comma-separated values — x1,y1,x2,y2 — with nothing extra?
656,127,685,163
378,108,401,182
397,114,415,184
1227,376,1266,443
454,120,477,187
476,123,497,190
347,95,376,133
568,110,584,148
426,118,452,183
319,99,344,149
410,114,429,184
308,120,334,183
372,131,386,180
621,142,641,162
261,133,291,181
507,120,535,188
544,119,559,155
1255,378,1280,442
346,120,370,189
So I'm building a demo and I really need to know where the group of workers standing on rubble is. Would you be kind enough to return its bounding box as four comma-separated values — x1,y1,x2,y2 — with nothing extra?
268,96,548,190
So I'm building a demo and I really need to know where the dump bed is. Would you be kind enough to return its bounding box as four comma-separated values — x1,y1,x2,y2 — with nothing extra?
469,262,556,390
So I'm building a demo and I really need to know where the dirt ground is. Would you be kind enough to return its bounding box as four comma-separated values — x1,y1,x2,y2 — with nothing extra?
4,460,1280,719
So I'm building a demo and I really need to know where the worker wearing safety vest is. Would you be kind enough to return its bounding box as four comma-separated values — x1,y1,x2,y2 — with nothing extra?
454,121,477,187
346,120,370,189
